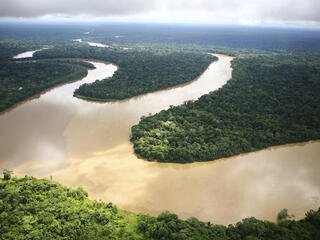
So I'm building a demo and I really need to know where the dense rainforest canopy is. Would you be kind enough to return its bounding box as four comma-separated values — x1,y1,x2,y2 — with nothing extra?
0,23,320,239
33,44,216,101
0,41,37,61
131,53,320,163
0,60,94,112
1,172,320,240
0,39,215,111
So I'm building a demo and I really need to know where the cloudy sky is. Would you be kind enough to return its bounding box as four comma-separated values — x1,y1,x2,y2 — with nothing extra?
1,0,320,26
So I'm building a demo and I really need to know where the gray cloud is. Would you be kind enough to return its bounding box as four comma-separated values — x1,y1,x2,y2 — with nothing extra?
1,0,320,25
0,0,156,18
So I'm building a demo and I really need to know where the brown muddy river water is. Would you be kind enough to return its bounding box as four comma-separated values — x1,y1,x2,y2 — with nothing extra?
0,53,319,225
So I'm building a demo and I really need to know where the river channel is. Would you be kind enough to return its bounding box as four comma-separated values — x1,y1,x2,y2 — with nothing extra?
0,51,319,225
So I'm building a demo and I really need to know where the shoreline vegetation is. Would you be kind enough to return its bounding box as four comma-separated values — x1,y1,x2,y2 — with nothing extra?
73,56,219,103
2,42,320,165
1,172,319,240
1,42,217,111
32,44,217,101
1,25,320,239
131,53,320,163
0,60,95,112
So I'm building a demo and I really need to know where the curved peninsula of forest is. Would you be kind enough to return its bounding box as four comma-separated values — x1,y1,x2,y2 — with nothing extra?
1,172,320,240
32,44,217,101
131,53,320,163
0,59,94,112
0,40,216,111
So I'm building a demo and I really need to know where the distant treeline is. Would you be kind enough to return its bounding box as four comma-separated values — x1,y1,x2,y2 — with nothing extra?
2,22,320,51
0,60,94,112
1,172,320,240
33,44,216,101
131,53,320,163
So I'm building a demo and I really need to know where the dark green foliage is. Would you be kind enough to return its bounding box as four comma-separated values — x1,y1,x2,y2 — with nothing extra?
305,209,320,229
138,210,320,240
131,53,320,163
2,174,319,240
0,41,31,60
277,209,295,221
0,175,137,240
33,44,216,101
0,39,52,61
138,211,228,240
0,60,93,112
2,169,12,180
277,209,289,221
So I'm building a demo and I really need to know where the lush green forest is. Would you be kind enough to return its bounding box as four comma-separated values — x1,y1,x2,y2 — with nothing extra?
1,23,320,239
0,41,36,60
0,39,55,61
131,53,320,163
33,44,216,101
0,171,139,240
1,172,320,240
0,60,94,112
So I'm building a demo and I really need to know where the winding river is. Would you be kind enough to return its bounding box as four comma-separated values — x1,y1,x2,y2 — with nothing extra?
0,51,319,225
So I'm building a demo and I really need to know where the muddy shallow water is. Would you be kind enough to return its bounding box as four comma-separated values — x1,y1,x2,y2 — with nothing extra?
1,53,319,225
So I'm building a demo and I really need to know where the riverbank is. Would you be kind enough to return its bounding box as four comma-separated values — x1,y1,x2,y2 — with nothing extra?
31,44,217,101
0,60,92,113
74,54,221,103
1,174,320,239
1,57,116,114
0,53,319,225
131,53,320,163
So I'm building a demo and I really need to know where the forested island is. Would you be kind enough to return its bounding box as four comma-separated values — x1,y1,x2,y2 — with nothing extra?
1,172,320,240
131,53,320,163
33,44,216,101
